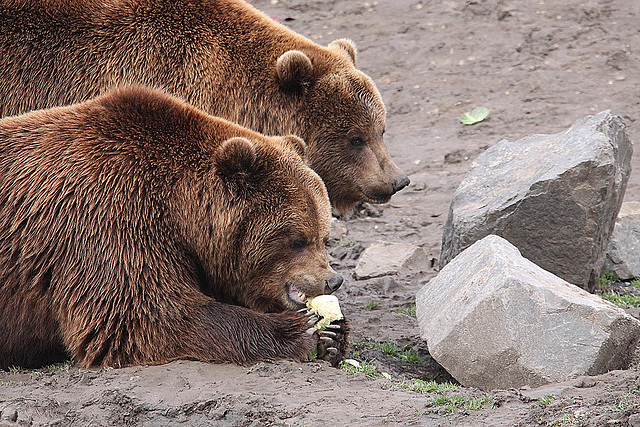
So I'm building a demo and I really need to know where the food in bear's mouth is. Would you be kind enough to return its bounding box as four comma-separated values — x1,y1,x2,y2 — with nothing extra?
306,295,343,331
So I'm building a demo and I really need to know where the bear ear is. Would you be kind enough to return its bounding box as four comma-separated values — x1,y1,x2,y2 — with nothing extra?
282,135,307,159
215,137,257,180
276,50,314,92
328,38,357,65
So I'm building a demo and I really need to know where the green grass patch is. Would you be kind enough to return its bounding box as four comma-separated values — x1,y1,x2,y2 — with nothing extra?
363,300,379,310
337,238,356,247
351,340,421,362
597,271,618,288
398,379,489,413
351,339,398,355
536,394,555,408
340,359,379,378
399,350,421,364
549,413,587,426
597,291,640,308
42,360,73,373
307,348,318,362
397,304,416,317
346,367,485,414
429,393,491,413
430,394,467,413
612,391,640,412
350,340,368,350
378,341,400,356
632,279,640,289
464,395,491,411
397,379,457,394
6,366,21,374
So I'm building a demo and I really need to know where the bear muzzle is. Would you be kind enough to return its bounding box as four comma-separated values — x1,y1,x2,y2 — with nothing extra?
361,173,410,205
324,273,344,294
392,174,411,194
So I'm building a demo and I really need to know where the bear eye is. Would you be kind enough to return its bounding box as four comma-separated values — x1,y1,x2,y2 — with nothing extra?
349,136,366,147
291,236,308,250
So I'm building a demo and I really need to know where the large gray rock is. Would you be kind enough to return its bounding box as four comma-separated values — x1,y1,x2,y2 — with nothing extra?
417,235,640,392
354,241,429,279
440,111,632,291
604,201,640,280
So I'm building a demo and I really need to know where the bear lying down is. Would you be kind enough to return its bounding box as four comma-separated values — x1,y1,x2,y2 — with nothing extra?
0,86,347,370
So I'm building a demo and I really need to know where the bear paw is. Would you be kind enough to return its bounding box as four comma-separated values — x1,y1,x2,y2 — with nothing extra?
316,319,349,367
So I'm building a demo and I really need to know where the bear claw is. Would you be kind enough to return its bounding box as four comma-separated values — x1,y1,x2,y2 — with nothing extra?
315,318,348,367
305,313,320,327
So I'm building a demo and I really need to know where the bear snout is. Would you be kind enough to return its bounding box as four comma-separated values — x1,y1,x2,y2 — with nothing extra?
392,174,411,194
324,273,344,294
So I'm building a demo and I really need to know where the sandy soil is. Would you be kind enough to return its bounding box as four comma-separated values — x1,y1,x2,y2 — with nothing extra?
2,0,640,425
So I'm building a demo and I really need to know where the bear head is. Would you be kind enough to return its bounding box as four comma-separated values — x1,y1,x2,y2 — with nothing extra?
176,133,342,313
276,39,410,216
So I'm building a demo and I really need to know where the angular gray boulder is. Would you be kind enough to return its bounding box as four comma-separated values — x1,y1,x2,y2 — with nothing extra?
604,201,640,280
417,235,640,391
354,241,429,280
440,111,632,291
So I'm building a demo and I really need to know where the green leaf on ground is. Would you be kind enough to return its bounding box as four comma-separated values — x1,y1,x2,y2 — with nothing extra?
459,107,490,125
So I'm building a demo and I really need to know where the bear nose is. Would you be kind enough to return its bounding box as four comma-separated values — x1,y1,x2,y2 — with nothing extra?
324,273,344,293
391,175,410,194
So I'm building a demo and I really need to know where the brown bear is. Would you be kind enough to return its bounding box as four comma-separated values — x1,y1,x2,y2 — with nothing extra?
0,86,347,370
0,0,409,215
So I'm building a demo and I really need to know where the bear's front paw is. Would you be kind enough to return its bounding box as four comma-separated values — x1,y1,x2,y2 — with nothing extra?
316,318,349,367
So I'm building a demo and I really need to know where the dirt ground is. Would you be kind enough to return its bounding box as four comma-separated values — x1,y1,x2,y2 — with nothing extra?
2,0,640,425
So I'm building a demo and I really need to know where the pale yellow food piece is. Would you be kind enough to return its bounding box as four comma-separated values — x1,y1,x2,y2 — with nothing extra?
306,295,343,330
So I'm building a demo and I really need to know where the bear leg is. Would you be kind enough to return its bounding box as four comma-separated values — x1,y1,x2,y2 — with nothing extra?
62,298,317,368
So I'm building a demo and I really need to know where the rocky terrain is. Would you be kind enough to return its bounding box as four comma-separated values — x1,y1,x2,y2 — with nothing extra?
2,0,640,425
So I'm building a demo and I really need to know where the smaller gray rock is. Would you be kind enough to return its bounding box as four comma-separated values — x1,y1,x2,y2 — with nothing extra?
329,245,349,261
366,276,400,296
355,241,429,280
417,235,640,391
604,201,640,280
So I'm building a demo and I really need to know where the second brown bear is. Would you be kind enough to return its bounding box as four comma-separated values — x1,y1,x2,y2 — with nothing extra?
0,0,409,214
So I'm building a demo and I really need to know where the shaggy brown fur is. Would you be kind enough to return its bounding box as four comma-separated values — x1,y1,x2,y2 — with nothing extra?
0,0,409,215
0,86,345,369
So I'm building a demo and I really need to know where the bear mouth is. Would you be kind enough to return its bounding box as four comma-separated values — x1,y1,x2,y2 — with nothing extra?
286,282,307,308
361,190,392,205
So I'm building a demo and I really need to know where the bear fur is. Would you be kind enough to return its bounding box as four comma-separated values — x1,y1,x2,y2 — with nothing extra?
0,0,409,215
0,86,347,369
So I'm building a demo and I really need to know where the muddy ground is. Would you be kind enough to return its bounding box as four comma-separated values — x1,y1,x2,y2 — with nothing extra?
2,0,640,425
